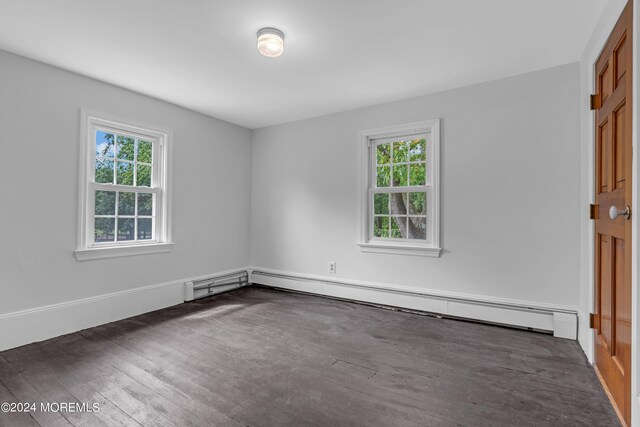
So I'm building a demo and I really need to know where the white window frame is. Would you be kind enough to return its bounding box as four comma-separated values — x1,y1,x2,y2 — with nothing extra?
75,110,173,261
358,119,441,257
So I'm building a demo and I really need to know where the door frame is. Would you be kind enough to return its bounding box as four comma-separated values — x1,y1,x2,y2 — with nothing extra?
581,0,639,425
633,3,639,424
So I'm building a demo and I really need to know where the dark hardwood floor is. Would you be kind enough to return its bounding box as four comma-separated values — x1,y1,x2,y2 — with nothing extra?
0,286,619,426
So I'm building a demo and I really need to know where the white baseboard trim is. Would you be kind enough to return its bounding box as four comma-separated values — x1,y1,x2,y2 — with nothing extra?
250,267,579,340
577,308,595,363
0,265,579,352
0,267,249,352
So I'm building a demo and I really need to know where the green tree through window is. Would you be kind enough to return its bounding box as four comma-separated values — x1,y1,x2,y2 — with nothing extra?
373,138,427,240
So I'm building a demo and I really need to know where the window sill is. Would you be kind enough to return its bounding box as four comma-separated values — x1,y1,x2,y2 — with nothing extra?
357,242,441,257
75,242,174,261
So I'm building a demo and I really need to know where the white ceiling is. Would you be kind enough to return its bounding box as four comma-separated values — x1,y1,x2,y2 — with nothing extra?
0,0,609,129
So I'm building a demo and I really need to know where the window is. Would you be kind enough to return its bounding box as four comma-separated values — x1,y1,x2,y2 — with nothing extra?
358,120,441,256
76,111,173,260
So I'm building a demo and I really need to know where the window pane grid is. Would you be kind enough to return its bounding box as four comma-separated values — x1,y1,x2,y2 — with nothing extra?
371,217,427,241
83,118,169,255
371,189,427,241
93,188,156,244
362,122,438,252
93,129,157,244
94,132,154,188
371,135,429,242
375,138,426,189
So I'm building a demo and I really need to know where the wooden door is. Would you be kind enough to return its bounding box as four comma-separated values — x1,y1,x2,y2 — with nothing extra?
593,1,633,425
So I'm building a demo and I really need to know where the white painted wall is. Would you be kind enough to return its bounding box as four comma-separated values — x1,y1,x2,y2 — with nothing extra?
0,50,252,315
250,63,582,309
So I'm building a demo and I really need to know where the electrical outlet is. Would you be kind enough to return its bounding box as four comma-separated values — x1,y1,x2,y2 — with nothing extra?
329,261,336,274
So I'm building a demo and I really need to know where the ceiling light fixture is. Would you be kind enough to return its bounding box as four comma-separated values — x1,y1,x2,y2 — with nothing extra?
257,27,284,58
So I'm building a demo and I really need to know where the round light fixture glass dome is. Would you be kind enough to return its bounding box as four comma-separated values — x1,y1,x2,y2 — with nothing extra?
257,27,284,58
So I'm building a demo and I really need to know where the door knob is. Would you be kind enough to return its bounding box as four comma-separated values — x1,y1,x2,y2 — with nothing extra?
609,205,631,220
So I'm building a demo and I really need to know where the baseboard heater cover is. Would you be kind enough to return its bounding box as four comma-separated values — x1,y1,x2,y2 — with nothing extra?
249,269,578,340
184,270,249,301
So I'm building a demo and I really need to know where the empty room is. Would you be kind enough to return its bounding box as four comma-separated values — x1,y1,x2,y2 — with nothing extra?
1,0,639,425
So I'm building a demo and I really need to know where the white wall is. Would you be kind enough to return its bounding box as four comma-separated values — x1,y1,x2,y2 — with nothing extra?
250,63,582,308
0,50,252,315
0,50,585,348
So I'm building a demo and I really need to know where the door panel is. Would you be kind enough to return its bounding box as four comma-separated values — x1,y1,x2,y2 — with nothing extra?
614,237,628,373
600,62,612,102
614,104,625,189
598,119,610,192
614,35,628,85
599,234,612,350
593,1,632,425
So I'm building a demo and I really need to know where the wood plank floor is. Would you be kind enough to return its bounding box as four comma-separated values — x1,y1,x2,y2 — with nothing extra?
0,286,619,426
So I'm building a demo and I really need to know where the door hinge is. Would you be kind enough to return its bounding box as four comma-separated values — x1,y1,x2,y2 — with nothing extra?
589,313,600,329
590,94,602,110
589,204,599,219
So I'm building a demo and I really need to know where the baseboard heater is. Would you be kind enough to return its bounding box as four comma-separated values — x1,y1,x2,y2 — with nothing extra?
249,268,578,340
184,270,249,301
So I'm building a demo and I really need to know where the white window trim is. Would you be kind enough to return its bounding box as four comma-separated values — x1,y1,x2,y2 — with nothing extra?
357,119,441,257
75,109,173,261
